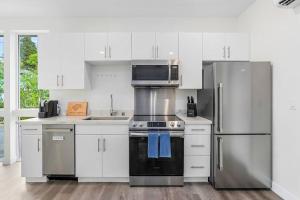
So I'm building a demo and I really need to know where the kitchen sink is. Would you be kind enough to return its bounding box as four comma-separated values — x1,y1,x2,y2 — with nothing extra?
83,116,130,121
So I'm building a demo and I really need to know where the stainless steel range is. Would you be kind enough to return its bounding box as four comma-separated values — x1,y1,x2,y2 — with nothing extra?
129,85,185,186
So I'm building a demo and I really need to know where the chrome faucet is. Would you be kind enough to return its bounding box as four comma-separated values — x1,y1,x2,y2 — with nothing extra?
110,94,117,116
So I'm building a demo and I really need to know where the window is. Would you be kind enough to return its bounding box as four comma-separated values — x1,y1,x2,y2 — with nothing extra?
18,35,49,108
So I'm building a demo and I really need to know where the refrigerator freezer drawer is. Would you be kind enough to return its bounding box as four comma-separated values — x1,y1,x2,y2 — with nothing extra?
213,134,272,189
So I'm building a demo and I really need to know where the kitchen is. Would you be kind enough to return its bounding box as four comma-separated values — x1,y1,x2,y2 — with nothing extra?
0,0,300,200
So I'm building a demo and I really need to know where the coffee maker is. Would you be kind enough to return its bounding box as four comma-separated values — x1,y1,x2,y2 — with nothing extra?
38,100,60,118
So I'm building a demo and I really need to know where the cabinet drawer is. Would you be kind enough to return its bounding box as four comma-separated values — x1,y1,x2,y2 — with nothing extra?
184,156,210,177
185,135,210,155
76,125,128,135
21,125,42,135
185,125,210,135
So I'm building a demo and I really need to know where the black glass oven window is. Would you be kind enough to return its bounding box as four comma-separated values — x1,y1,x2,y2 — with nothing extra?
130,137,184,176
132,65,169,81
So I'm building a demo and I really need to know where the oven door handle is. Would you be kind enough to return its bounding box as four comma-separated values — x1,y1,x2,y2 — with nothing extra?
129,132,184,138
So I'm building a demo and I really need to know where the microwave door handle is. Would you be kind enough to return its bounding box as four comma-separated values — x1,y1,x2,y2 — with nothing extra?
168,65,171,83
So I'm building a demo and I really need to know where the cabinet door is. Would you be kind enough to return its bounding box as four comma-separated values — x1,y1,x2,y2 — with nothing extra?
108,32,132,60
179,33,203,89
132,32,156,60
21,135,42,177
203,33,226,61
60,33,85,89
38,33,61,89
76,135,102,177
226,33,250,61
85,33,108,61
102,135,129,177
156,32,178,60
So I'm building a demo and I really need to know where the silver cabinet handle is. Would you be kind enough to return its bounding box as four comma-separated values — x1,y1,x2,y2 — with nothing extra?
105,46,107,58
218,83,223,132
191,166,205,169
57,75,59,87
97,138,100,152
223,46,226,59
37,138,40,152
191,128,206,131
103,138,106,152
191,144,205,148
156,45,159,59
180,75,183,86
109,45,111,58
217,136,223,171
61,75,64,87
227,46,230,59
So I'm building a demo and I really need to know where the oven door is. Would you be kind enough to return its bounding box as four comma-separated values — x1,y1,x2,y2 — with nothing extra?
129,131,184,176
131,65,179,86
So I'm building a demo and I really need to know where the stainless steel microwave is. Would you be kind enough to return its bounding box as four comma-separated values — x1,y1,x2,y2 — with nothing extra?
131,63,180,87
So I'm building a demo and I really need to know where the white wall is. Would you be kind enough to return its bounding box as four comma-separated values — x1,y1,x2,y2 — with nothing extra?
237,1,300,200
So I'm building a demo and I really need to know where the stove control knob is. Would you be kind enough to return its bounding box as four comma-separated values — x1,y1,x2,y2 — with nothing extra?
177,124,181,127
170,122,175,127
139,124,143,128
132,123,137,128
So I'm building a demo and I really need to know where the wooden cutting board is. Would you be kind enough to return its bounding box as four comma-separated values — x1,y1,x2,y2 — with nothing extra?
67,102,88,116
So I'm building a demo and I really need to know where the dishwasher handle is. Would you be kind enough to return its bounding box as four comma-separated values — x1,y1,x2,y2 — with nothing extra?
43,128,73,133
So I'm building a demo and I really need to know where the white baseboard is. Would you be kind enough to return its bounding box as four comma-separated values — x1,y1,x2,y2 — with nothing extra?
25,177,48,183
272,182,299,200
78,177,129,182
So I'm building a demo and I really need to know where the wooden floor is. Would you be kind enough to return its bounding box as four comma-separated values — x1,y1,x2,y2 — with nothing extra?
0,163,281,200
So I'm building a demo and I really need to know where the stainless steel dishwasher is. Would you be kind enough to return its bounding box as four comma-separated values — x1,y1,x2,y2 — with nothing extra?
43,124,75,176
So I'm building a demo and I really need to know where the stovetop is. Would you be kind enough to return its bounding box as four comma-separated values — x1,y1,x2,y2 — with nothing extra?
132,115,182,122
129,115,185,131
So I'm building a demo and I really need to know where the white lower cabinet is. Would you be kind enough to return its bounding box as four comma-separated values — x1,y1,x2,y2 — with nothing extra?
76,135,102,177
21,125,43,178
184,156,210,177
184,124,211,180
102,135,129,177
75,125,129,179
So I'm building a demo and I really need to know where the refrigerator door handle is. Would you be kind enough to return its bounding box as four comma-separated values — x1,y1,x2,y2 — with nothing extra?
218,83,223,132
217,136,224,171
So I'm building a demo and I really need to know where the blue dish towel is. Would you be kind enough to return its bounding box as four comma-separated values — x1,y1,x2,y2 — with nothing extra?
159,132,171,158
148,132,159,158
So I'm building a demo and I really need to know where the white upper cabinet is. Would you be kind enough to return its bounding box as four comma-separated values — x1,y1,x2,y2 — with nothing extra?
203,33,249,61
132,32,156,60
108,32,132,60
60,33,85,89
225,33,250,61
179,33,203,89
38,33,61,90
85,32,132,61
38,32,86,90
203,33,226,61
156,32,179,60
85,33,108,61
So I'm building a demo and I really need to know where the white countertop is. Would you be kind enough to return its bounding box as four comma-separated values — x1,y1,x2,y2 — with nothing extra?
19,115,132,125
19,113,211,126
176,113,212,125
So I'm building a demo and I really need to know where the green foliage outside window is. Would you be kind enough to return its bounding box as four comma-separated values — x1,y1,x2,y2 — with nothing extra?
19,36,49,108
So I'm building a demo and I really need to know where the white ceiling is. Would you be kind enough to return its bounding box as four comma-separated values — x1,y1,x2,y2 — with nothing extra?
0,0,255,17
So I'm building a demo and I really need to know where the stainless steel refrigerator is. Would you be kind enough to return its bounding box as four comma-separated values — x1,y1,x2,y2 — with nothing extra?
197,61,272,189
